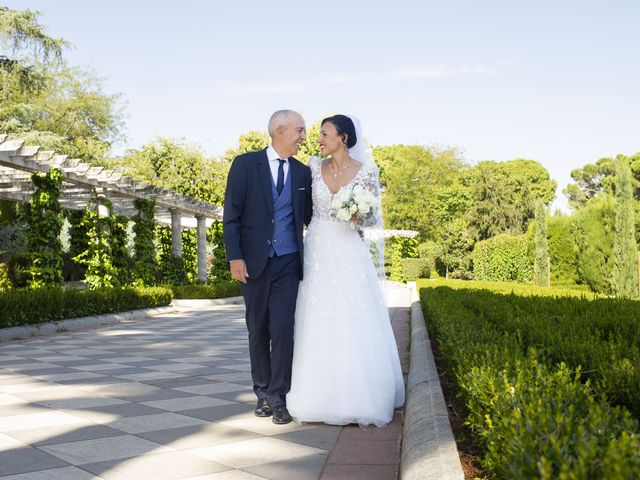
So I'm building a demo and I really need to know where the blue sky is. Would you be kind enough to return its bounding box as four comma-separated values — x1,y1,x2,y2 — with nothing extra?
4,0,640,211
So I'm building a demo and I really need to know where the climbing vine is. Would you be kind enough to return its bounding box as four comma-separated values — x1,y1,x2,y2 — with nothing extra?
132,198,157,286
22,168,64,288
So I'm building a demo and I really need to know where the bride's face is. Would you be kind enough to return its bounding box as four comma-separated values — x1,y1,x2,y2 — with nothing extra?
318,122,345,157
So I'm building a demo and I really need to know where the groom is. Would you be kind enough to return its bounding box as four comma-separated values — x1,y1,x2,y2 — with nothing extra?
223,110,312,424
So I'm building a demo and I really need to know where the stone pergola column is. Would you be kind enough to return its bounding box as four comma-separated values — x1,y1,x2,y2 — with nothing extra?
196,215,208,284
170,209,182,257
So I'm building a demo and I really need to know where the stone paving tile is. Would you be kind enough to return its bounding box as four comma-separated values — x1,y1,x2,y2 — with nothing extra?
0,432,26,451
81,451,230,480
187,437,327,469
0,446,68,476
271,426,342,451
0,466,100,480
107,412,208,434
0,411,88,433
182,472,265,480
134,423,261,450
242,453,328,480
178,403,253,423
7,423,124,446
38,434,171,464
141,396,235,412
62,402,166,423
174,382,250,396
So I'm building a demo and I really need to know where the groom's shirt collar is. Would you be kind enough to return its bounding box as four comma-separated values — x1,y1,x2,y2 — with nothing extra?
266,145,290,185
267,145,289,163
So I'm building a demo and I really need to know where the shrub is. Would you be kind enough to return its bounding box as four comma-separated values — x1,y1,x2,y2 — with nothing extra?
417,240,441,276
0,263,11,291
547,215,579,284
400,258,431,281
418,279,640,478
386,236,418,281
171,282,241,299
0,286,172,328
473,234,532,282
572,196,615,295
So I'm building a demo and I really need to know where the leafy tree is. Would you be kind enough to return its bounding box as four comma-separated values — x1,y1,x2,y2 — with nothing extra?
0,6,123,164
221,130,269,164
571,195,615,295
613,157,638,298
564,153,640,209
117,138,229,205
463,159,556,242
373,145,466,238
546,215,578,285
439,216,474,278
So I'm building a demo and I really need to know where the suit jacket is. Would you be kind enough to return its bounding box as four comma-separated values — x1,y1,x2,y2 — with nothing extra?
223,148,313,279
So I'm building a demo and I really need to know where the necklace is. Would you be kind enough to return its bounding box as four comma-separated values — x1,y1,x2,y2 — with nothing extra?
328,159,352,178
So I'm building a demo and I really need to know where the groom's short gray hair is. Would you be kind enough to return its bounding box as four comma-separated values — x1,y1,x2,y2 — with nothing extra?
268,110,299,137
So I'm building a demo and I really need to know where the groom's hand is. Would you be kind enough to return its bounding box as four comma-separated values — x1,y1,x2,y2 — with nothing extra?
230,259,249,283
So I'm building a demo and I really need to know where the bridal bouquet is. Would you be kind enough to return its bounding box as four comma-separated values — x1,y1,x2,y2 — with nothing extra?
330,184,380,226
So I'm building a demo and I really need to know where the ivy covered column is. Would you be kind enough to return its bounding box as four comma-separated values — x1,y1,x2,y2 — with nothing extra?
132,199,157,286
196,215,207,284
22,168,64,288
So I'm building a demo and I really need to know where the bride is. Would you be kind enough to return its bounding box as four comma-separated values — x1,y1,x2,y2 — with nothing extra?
287,114,405,427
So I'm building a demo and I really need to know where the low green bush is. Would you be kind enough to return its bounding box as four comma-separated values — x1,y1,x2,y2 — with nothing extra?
400,258,431,281
473,234,532,282
418,279,640,478
0,263,11,292
0,286,172,328
171,282,241,299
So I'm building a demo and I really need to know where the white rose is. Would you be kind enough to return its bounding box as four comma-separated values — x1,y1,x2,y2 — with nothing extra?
337,208,351,222
358,202,371,214
349,204,358,215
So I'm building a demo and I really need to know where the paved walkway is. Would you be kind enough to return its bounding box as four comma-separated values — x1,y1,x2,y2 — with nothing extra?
0,283,410,480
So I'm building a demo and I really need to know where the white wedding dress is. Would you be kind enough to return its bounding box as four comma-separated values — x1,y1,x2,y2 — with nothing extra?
287,156,405,427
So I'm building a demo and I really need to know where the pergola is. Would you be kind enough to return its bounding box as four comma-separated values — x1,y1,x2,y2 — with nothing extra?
0,135,223,283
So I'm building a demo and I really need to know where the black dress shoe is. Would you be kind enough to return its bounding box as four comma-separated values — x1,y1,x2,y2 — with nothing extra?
255,398,272,417
272,405,292,424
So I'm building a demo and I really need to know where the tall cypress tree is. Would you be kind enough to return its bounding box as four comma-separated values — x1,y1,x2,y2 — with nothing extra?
613,156,638,298
533,199,549,287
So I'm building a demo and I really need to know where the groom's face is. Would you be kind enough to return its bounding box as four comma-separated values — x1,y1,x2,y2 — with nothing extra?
279,114,306,157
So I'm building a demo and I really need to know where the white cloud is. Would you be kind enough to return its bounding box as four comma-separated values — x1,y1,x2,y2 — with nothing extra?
216,81,307,95
385,65,494,80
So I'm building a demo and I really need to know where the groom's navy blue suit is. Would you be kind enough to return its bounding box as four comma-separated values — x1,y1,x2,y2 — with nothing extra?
223,148,312,407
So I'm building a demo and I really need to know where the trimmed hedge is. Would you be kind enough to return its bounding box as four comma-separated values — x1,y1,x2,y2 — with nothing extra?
171,282,241,299
0,286,172,328
473,233,532,282
399,258,431,281
419,279,640,478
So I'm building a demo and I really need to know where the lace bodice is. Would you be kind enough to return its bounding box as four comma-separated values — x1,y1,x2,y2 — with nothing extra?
309,156,381,222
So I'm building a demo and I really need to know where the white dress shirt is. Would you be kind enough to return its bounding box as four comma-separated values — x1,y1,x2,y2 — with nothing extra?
266,145,289,187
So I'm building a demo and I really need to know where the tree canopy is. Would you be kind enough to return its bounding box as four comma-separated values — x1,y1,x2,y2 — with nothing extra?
0,6,123,164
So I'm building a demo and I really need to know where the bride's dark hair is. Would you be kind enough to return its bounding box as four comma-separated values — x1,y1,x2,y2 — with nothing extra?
321,115,357,149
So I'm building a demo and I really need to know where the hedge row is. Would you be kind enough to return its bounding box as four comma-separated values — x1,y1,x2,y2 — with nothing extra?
418,279,640,479
0,286,172,328
171,282,241,299
473,234,532,282
399,258,431,281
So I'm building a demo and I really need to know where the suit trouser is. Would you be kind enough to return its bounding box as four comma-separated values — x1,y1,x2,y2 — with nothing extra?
241,252,300,407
